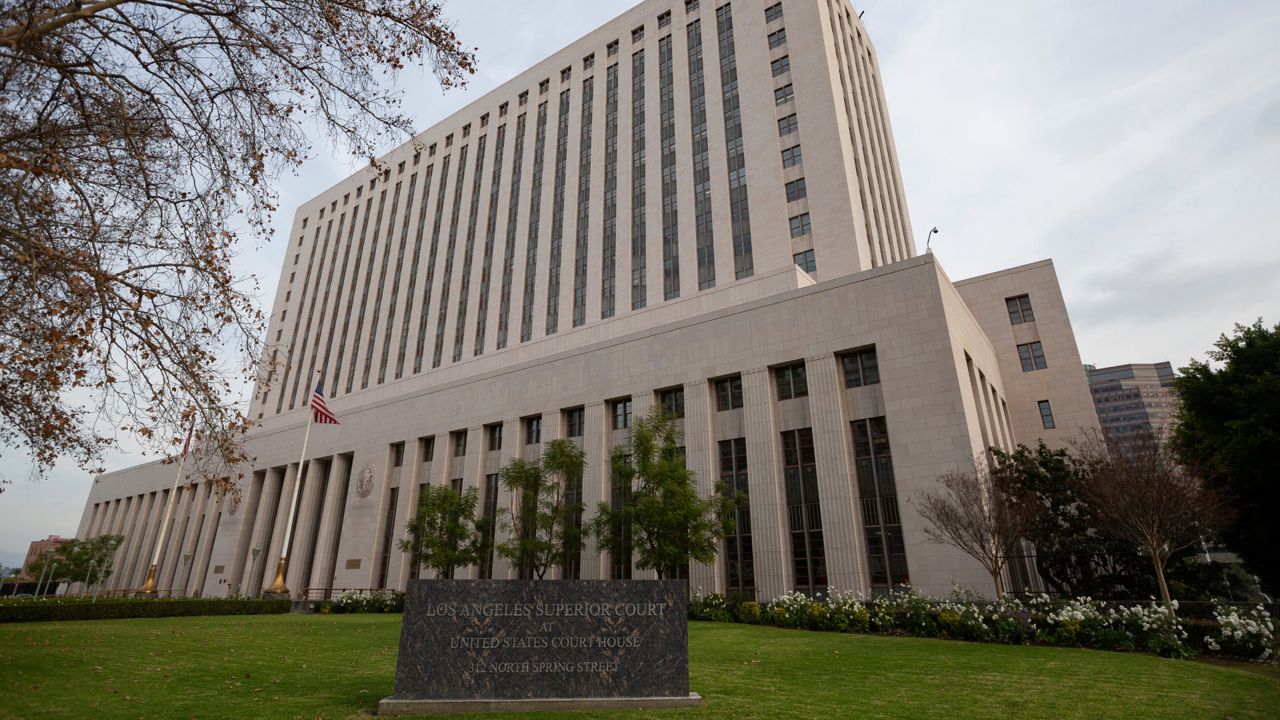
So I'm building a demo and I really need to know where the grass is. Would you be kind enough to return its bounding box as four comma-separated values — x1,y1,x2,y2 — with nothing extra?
1,615,1276,719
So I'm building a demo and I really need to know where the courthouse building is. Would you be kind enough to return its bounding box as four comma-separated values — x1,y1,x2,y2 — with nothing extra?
74,0,1099,601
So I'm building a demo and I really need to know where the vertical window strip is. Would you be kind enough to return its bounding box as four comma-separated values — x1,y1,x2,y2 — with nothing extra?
413,155,453,373
275,224,323,413
289,216,338,408
432,144,471,368
827,2,878,268
687,19,715,291
630,49,648,310
451,135,489,363
395,163,435,379
299,211,348,405
546,89,572,335
852,417,908,589
845,23,892,267
520,102,550,343
716,4,754,279
474,125,507,356
572,76,595,327
720,437,753,597
658,34,680,300
496,113,527,350
360,180,404,389
601,64,620,319
782,428,826,594
345,189,388,393
376,173,419,384
319,201,361,393
332,197,373,394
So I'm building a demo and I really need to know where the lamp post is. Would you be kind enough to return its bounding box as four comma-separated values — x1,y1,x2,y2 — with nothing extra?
925,227,939,253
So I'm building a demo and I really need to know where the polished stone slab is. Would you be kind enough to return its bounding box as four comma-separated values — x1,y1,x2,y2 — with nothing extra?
381,579,694,713
378,693,703,716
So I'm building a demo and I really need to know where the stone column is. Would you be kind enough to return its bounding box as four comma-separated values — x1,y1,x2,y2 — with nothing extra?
243,467,284,594
261,462,300,592
286,458,328,593
580,401,608,580
683,379,720,595
105,496,138,590
742,367,788,600
190,489,223,597
309,453,352,596
806,354,863,592
158,485,194,593
120,492,159,589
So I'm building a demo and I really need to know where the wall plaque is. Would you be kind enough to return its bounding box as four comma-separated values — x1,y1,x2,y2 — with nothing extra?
379,579,701,715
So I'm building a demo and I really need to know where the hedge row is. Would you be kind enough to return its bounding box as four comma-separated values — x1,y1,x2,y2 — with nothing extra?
0,598,290,623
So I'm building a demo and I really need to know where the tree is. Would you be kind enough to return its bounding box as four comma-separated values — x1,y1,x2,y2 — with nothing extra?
399,483,485,580
25,535,124,586
993,442,1148,599
914,462,1034,598
1173,319,1280,595
1075,431,1229,615
496,439,586,579
0,2,476,490
589,409,737,580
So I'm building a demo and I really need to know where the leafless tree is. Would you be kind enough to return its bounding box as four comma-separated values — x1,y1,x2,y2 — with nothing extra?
1075,430,1229,615
0,1,475,492
915,461,1035,598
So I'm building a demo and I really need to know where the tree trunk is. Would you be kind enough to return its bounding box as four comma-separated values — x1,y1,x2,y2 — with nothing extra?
1151,552,1175,617
990,567,1005,599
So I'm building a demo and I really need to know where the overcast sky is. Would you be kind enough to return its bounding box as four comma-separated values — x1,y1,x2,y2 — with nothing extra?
2,0,1277,562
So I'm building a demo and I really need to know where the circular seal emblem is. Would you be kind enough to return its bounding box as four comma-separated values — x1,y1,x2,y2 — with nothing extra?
356,464,375,499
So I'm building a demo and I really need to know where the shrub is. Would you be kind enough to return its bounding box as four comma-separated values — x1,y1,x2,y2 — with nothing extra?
689,591,733,622
0,597,289,623
734,601,762,624
328,589,405,614
767,591,812,629
1203,604,1276,662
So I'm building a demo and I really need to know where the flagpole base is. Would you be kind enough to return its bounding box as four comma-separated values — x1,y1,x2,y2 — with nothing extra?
263,558,290,599
135,565,159,597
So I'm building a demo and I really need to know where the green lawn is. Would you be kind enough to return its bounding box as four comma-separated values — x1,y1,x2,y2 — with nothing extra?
1,615,1276,719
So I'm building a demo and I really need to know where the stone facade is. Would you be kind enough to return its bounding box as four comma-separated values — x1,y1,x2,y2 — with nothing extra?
73,0,1100,601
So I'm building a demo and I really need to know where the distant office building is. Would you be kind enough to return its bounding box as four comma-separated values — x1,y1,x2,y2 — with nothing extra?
19,535,72,582
74,0,1100,601
1085,362,1179,441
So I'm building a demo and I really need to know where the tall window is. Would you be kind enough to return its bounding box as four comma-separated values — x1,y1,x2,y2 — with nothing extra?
852,417,908,590
611,398,634,430
658,387,685,418
601,64,619,319
485,423,503,452
432,143,471,368
1006,294,1035,325
419,435,435,462
564,406,585,438
773,83,794,105
545,89,572,335
775,362,808,400
764,2,783,23
631,49,648,309
767,28,787,49
720,438,753,598
784,177,807,202
716,3,754,279
452,430,467,457
841,347,880,387
777,113,799,136
659,34,680,300
771,55,790,77
474,123,507,356
715,375,743,411
452,132,488,362
782,428,825,594
572,76,595,327
376,487,399,589
1017,341,1048,371
1038,400,1056,429
391,441,405,467
524,415,543,445
688,19,716,291
610,459,633,580
496,112,528,350
520,102,550,343
789,212,811,238
480,473,499,579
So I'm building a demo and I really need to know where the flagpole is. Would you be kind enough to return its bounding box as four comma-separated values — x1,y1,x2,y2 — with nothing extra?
265,371,318,598
139,421,194,596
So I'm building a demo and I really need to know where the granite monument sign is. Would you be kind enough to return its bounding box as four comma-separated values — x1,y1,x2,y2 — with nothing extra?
379,579,702,715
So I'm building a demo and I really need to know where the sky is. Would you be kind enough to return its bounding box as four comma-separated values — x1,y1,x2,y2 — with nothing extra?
1,0,1278,564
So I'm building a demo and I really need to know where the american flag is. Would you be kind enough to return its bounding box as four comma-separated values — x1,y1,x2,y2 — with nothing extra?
310,382,339,425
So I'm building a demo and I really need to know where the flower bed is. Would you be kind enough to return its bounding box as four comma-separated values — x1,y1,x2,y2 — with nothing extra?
317,589,405,614
688,587,1277,663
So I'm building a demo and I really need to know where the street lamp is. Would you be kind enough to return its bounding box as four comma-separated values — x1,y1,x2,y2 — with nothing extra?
925,227,939,253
